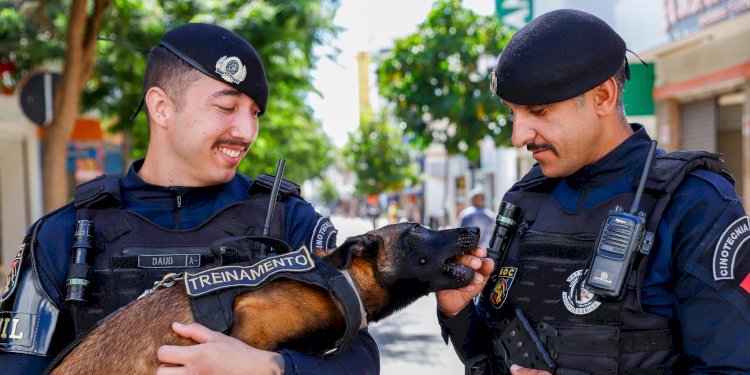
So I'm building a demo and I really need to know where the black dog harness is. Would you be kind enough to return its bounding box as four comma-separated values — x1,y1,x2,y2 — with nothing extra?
142,235,368,356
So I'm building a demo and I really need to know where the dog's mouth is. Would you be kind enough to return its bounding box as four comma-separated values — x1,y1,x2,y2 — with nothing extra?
441,253,475,284
439,231,479,285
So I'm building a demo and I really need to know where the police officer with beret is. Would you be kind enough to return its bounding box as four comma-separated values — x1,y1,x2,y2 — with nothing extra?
436,9,750,374
0,23,379,374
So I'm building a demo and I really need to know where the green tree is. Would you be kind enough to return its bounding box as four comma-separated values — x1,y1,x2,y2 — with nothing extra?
376,0,512,162
1,0,339,211
319,177,339,206
344,110,419,196
1,0,108,211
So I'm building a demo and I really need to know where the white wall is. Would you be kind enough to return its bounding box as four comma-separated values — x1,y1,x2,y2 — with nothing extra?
0,94,43,274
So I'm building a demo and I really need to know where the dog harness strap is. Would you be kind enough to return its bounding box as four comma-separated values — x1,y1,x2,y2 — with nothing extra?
341,270,367,329
190,291,234,333
314,261,364,356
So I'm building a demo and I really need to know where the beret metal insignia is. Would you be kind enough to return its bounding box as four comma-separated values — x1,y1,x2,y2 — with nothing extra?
490,70,498,96
215,55,247,84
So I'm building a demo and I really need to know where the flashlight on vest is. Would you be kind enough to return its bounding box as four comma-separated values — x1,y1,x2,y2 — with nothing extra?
66,219,94,303
480,201,521,304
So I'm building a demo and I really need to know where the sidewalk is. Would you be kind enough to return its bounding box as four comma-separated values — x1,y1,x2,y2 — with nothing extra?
329,216,465,374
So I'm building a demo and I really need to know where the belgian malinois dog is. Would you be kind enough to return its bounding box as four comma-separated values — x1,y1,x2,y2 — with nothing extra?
50,223,479,374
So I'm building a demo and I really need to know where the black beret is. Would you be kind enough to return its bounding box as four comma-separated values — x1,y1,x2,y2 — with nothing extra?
492,9,627,105
159,23,269,115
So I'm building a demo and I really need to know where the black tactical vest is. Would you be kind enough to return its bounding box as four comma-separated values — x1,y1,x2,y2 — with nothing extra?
482,151,733,374
68,175,289,335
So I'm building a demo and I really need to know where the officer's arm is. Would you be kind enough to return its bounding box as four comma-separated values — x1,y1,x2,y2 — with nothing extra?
0,267,59,374
437,298,493,364
278,330,380,374
668,175,750,373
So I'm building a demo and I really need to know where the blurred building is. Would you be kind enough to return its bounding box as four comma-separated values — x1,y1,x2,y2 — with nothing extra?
0,69,123,280
0,90,44,280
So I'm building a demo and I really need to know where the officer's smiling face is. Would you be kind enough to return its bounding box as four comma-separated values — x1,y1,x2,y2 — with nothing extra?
167,75,260,186
505,87,614,178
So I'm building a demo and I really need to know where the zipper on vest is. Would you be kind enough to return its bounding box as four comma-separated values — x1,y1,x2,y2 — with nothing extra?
575,184,590,211
175,194,182,229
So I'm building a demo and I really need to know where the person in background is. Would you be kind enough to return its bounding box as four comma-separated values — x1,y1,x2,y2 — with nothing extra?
457,187,495,248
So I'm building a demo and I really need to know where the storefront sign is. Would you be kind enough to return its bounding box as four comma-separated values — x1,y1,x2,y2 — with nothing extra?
664,0,750,39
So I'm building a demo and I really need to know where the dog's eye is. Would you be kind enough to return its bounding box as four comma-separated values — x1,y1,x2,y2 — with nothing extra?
411,226,422,233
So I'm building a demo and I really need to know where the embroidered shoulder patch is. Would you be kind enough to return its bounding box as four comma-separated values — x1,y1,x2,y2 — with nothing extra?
713,216,750,280
1,243,26,303
311,217,338,250
184,246,315,297
489,266,517,309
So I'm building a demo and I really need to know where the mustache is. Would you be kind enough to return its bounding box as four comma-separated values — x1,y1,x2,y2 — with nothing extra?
527,142,557,155
212,137,251,151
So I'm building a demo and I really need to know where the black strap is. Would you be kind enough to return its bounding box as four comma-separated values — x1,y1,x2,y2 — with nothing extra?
223,218,255,236
547,329,673,358
313,260,364,356
73,175,122,209
248,174,301,198
101,220,133,242
191,291,235,334
556,366,673,375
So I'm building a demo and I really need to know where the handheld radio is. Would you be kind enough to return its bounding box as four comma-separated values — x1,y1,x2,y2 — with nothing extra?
585,140,658,299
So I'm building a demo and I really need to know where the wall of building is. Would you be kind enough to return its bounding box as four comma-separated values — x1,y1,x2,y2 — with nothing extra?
0,94,43,279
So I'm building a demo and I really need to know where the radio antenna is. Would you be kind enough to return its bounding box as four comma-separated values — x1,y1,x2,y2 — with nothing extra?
260,158,286,256
629,140,657,214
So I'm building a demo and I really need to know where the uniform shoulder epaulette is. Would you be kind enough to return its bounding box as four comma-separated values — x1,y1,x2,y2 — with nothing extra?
646,151,735,191
73,175,122,209
247,174,301,198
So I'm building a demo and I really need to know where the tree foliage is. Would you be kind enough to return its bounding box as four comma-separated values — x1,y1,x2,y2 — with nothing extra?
344,110,419,197
376,0,512,162
1,0,339,197
318,177,339,206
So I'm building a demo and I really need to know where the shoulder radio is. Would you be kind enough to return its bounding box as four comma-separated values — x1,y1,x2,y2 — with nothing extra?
585,140,657,299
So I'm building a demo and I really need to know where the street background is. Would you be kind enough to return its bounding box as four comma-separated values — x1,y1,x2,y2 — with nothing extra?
330,215,465,375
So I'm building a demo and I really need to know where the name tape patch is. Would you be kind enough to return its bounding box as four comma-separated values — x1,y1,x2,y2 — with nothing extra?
138,254,202,269
713,216,750,280
184,247,315,297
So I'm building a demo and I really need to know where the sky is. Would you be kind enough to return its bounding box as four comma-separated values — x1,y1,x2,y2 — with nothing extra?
309,0,495,147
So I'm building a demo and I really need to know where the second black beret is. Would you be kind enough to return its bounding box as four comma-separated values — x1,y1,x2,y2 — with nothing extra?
492,9,627,106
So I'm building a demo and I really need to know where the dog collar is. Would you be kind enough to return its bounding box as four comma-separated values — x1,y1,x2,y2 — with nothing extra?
341,270,368,329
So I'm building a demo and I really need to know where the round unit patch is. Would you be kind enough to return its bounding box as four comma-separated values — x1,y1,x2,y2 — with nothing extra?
562,269,601,315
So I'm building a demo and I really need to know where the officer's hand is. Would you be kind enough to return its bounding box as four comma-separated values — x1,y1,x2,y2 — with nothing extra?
156,322,284,375
509,364,552,375
435,247,494,318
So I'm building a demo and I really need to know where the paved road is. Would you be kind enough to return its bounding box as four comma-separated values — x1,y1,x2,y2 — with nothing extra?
329,216,466,375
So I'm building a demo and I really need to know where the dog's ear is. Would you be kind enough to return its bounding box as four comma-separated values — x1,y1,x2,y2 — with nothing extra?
325,234,379,269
